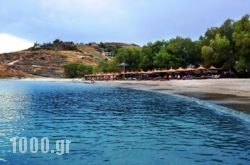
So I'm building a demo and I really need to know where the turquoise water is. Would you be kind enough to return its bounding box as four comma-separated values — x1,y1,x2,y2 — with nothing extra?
0,80,250,165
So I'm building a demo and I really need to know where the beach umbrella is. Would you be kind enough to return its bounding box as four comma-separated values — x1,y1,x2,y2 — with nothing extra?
185,67,195,72
125,71,135,75
112,72,119,76
161,69,168,73
151,69,162,73
161,69,170,73
146,70,153,74
196,65,206,70
133,70,140,74
152,69,159,73
176,67,185,72
118,62,128,79
209,66,218,70
167,67,176,73
118,62,128,72
130,71,139,75
104,73,111,76
118,62,128,67
137,70,143,74
96,73,103,76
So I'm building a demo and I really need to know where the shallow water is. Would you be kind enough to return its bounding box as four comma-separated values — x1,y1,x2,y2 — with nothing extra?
0,80,250,165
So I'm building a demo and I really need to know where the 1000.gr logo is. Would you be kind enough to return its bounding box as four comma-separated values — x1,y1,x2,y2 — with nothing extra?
10,137,71,155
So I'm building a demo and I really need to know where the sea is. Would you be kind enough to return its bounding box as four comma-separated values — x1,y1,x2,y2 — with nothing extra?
0,80,250,165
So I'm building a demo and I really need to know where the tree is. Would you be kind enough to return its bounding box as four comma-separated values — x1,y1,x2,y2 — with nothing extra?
202,27,220,45
96,59,115,73
139,55,151,71
201,46,214,67
210,33,230,67
218,19,236,69
53,39,63,44
233,15,250,75
201,34,231,68
153,48,177,68
99,42,106,49
219,19,234,42
113,47,141,71
139,46,154,70
77,64,93,76
63,62,93,78
147,40,166,55
166,37,200,67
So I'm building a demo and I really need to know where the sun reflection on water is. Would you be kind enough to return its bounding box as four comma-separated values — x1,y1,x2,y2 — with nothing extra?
0,83,31,145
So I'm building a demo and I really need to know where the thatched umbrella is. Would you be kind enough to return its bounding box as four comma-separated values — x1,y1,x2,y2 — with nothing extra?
167,68,176,73
145,70,153,74
137,70,145,74
152,69,159,73
112,72,120,76
118,62,128,79
196,65,206,70
118,62,128,72
185,67,195,72
160,69,168,73
176,67,185,72
209,66,218,70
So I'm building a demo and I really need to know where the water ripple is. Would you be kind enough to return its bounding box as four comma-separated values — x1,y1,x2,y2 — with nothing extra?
0,80,249,165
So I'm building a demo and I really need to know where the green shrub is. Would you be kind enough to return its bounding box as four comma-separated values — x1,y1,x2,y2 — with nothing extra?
63,62,93,78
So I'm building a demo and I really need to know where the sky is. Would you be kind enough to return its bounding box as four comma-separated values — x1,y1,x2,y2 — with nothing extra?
0,0,250,53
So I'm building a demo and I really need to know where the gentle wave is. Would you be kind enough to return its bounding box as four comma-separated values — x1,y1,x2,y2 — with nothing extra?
171,93,250,124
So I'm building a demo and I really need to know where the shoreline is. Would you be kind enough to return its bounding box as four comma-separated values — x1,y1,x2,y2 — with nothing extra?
3,77,250,114
96,79,250,114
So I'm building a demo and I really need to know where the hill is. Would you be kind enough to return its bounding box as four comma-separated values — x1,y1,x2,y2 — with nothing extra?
0,41,139,78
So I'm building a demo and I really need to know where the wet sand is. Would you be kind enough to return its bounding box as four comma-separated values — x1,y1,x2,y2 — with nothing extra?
97,79,250,114
175,92,250,113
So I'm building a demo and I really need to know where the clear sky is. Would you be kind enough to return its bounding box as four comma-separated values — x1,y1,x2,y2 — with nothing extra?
0,0,250,53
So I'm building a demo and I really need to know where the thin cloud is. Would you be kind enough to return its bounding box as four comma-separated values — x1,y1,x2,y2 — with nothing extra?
40,0,126,17
0,0,249,45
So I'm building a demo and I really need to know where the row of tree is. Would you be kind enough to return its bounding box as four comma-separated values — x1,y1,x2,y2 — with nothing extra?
96,15,250,77
31,39,79,51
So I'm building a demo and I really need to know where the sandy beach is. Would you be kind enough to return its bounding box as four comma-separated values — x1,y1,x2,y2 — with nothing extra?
97,79,250,113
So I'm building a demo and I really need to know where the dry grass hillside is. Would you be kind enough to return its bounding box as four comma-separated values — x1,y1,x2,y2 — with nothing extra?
0,64,32,78
0,45,108,78
0,42,137,78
